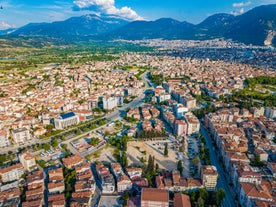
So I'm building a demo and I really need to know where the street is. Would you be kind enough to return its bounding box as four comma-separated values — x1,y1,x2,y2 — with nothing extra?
200,124,236,207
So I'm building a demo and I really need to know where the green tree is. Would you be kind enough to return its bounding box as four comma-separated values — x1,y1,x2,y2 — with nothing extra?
43,143,51,151
199,188,208,201
164,143,168,156
155,163,159,172
215,189,226,206
196,197,205,207
177,160,183,174
51,138,58,148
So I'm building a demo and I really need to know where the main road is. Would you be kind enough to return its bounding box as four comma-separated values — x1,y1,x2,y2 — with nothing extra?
200,124,236,207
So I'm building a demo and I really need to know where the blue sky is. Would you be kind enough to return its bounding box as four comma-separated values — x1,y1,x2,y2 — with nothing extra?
0,0,275,29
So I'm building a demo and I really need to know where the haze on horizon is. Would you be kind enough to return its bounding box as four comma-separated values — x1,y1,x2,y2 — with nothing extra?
0,0,275,30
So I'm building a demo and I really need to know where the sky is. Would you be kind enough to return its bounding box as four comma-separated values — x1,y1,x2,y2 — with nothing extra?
0,0,275,30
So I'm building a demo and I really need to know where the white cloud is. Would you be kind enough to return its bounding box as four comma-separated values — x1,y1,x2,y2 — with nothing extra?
233,1,251,8
0,21,13,30
231,8,245,16
73,0,143,20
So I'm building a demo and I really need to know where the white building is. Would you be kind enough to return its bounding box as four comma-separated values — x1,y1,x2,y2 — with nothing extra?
0,163,24,183
12,127,31,144
0,129,10,147
54,112,79,130
103,96,118,110
264,107,276,119
19,151,37,172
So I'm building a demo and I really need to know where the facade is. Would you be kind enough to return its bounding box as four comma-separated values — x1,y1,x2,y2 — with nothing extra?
0,163,24,183
54,112,79,130
102,96,118,110
264,107,276,119
184,113,200,135
12,127,31,144
0,129,10,147
117,175,132,193
201,165,218,191
141,188,169,207
174,120,187,137
19,151,37,172
62,154,84,169
174,193,191,207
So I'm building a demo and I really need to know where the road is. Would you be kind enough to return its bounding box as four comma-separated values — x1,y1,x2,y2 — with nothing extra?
200,124,236,207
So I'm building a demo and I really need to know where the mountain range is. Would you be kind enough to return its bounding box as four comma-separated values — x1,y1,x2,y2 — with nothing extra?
3,4,276,46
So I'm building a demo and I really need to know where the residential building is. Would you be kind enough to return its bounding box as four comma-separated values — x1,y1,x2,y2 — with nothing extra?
264,107,276,119
0,163,24,183
102,96,118,110
184,113,200,135
174,193,191,207
54,112,79,130
62,154,84,169
117,174,132,193
12,127,31,144
141,188,169,207
19,151,37,172
0,129,10,147
201,165,218,191
239,182,273,207
174,120,187,137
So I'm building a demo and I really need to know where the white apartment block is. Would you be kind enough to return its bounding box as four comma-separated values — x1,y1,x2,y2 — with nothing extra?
0,163,24,183
0,129,10,148
12,127,31,144
103,96,118,110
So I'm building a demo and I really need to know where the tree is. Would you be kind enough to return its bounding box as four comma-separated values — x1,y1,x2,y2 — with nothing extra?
164,143,168,156
121,152,128,168
199,188,208,201
121,191,129,207
43,143,51,151
51,138,58,148
177,160,183,174
192,157,200,165
196,197,205,207
215,189,226,206
147,155,155,174
155,163,159,172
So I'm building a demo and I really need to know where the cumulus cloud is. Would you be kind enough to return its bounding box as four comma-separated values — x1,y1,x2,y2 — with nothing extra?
231,8,245,16
233,1,251,8
0,21,13,30
73,0,143,20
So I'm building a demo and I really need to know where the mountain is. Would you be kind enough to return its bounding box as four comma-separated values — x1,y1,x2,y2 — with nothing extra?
7,4,276,46
195,14,235,39
225,4,276,45
12,14,129,37
0,28,16,35
109,5,276,46
103,18,195,40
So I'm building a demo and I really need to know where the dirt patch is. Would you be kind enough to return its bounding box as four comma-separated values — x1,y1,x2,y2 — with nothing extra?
127,140,178,170
87,146,116,163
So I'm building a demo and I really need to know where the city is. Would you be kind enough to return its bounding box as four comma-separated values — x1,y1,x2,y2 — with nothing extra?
0,1,276,207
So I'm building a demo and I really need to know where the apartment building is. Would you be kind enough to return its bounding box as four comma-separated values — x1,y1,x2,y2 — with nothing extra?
12,127,31,144
54,112,79,130
201,165,218,191
19,151,37,172
141,188,169,207
0,129,10,147
0,163,24,183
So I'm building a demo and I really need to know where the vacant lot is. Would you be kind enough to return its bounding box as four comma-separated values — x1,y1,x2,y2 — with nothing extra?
87,146,116,163
127,140,178,170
